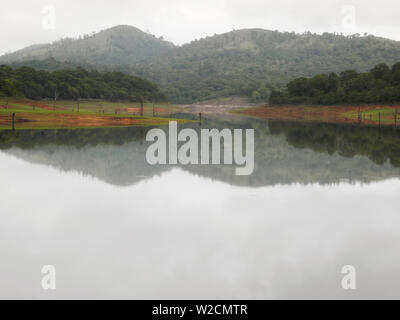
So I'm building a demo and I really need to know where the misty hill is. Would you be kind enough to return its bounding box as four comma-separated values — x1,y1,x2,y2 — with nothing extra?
2,26,400,103
131,30,400,103
0,25,174,66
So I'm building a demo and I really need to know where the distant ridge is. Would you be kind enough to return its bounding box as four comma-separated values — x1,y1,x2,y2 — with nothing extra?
0,25,175,65
2,25,400,103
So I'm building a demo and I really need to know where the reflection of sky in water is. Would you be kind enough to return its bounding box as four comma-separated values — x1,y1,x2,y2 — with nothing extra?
1,152,400,299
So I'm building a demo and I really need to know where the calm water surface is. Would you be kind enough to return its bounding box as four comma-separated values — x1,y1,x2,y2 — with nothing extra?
1,116,400,299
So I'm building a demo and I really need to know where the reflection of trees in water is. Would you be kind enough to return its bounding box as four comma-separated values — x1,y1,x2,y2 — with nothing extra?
1,118,400,187
269,121,400,168
0,126,148,150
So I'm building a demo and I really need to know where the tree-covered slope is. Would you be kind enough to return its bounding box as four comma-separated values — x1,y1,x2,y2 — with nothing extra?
270,62,400,105
2,26,400,103
0,65,166,102
130,30,400,103
0,25,175,66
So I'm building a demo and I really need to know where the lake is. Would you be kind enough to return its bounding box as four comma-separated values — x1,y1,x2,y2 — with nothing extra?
1,115,400,299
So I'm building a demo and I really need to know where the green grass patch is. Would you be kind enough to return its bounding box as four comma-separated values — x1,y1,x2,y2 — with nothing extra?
0,98,195,130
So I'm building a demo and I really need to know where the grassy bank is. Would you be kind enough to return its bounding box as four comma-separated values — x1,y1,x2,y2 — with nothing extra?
235,104,400,127
0,98,190,130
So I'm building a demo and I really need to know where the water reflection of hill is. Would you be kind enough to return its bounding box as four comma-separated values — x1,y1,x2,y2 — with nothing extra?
269,121,400,167
1,117,400,187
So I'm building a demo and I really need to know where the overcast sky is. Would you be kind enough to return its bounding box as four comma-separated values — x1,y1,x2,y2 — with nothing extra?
1,0,399,55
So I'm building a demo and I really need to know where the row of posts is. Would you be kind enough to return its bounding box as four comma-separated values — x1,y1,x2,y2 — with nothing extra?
357,108,399,129
6,103,183,130
6,108,398,131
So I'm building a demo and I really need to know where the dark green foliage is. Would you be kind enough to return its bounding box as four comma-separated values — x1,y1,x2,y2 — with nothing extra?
0,65,167,102
0,65,19,97
270,62,400,105
0,126,148,150
269,121,400,167
127,31,400,103
3,27,400,103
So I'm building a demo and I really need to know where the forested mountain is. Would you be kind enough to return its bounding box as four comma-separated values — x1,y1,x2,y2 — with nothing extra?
0,25,174,66
0,65,166,102
130,30,400,103
270,62,400,105
2,26,400,103
8,58,88,72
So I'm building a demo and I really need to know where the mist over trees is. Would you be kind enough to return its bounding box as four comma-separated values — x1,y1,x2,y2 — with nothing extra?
127,30,400,103
0,65,166,102
2,26,400,103
270,62,400,105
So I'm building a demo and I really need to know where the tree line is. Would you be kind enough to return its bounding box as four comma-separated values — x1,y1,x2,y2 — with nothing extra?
129,31,400,103
270,62,400,105
269,121,400,167
0,65,167,102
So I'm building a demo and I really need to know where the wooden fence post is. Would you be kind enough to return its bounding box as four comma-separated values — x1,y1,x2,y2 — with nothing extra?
12,113,15,131
379,112,381,129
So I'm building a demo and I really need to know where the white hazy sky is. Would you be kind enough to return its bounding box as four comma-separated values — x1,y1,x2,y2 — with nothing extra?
1,0,399,55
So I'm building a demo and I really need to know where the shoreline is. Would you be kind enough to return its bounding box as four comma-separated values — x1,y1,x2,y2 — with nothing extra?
235,104,400,127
